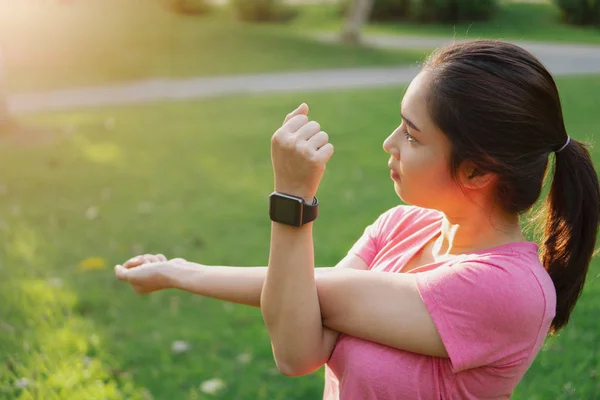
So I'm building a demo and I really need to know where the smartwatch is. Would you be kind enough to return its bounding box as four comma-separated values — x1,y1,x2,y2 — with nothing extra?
269,192,319,228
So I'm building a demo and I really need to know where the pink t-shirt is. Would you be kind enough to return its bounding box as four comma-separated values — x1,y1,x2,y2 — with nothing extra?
323,205,556,400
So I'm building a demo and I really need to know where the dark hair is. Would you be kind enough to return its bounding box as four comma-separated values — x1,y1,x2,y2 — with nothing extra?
422,40,600,333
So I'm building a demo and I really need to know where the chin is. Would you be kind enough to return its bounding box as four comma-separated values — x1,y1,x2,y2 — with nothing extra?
394,184,408,204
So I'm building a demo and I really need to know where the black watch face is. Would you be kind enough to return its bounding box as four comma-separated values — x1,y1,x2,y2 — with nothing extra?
270,194,303,227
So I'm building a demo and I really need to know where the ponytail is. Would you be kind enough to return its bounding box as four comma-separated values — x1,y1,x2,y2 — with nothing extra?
539,138,600,333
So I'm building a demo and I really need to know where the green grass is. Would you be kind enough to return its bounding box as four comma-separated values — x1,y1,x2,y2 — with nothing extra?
290,0,600,44
1,74,599,399
0,0,424,93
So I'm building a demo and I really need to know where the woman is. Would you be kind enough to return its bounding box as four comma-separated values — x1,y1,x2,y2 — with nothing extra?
115,40,600,399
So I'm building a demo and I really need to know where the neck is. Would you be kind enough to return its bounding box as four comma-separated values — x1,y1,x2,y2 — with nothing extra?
433,207,526,257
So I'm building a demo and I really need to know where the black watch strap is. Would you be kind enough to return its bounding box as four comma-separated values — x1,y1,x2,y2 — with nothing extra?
302,196,319,225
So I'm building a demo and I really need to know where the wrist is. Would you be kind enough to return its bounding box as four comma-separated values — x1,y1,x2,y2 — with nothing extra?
164,261,204,290
273,188,315,204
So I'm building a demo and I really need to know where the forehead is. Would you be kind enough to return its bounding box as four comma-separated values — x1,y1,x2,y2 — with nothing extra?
401,71,431,112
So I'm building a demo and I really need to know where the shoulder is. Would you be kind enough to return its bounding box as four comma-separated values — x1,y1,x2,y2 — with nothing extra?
379,205,441,220
462,243,555,309
372,205,441,235
421,245,555,332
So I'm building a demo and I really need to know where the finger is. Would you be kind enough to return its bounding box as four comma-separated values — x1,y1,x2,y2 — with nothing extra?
157,254,167,262
295,121,321,141
316,143,335,163
283,103,309,125
282,114,309,134
144,254,162,263
307,131,329,150
170,258,186,263
114,264,129,281
140,254,162,264
123,256,143,269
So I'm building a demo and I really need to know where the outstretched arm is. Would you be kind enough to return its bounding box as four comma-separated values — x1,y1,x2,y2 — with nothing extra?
115,253,361,308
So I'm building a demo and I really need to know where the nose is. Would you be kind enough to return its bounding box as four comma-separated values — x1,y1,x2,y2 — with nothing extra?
383,126,401,159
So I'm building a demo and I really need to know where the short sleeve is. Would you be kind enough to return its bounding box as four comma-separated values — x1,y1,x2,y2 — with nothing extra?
348,206,406,267
416,259,546,373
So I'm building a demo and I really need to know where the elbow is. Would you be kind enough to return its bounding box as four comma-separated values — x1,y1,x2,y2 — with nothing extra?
271,345,326,377
276,358,322,377
267,338,327,377
277,361,302,377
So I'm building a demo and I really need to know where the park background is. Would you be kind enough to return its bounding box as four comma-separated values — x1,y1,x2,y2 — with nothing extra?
0,0,599,398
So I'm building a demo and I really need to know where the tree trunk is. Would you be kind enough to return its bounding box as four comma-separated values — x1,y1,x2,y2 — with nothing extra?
340,0,375,45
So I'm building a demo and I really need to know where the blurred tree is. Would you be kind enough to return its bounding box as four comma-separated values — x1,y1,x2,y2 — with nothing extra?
232,0,298,22
554,0,600,27
340,0,374,44
165,0,211,15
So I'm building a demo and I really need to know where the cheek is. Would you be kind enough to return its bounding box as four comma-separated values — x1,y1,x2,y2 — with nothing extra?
401,148,454,189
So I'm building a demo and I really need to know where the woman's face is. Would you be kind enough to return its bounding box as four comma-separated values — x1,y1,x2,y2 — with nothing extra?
383,70,465,211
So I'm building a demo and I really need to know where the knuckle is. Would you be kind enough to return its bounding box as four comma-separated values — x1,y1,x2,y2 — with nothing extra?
284,136,296,149
273,130,292,146
272,130,282,143
308,152,321,164
299,143,312,157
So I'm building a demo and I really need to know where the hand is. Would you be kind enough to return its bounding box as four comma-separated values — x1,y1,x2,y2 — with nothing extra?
114,253,186,294
271,103,334,202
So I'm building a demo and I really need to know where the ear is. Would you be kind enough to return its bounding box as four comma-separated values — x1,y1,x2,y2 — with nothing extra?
459,161,496,190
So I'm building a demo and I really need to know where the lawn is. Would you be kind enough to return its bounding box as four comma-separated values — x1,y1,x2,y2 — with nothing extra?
291,0,600,44
0,0,425,94
1,74,599,399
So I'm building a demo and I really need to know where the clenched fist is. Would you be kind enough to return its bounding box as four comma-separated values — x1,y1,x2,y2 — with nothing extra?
271,103,334,202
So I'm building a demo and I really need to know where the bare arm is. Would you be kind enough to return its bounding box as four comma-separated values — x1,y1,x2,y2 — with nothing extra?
260,221,325,376
166,264,334,308
116,253,366,308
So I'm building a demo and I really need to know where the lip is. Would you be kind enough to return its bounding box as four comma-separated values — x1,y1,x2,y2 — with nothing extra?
390,168,400,181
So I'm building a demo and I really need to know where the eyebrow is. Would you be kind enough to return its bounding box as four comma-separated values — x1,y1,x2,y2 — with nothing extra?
400,113,421,132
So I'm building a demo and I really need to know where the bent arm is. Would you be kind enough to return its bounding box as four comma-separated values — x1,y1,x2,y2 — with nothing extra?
260,221,330,376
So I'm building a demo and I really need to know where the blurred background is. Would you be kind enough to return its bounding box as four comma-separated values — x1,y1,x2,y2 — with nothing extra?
0,0,599,399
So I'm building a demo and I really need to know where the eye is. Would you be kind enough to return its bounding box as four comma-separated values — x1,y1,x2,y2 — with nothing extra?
400,124,417,143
